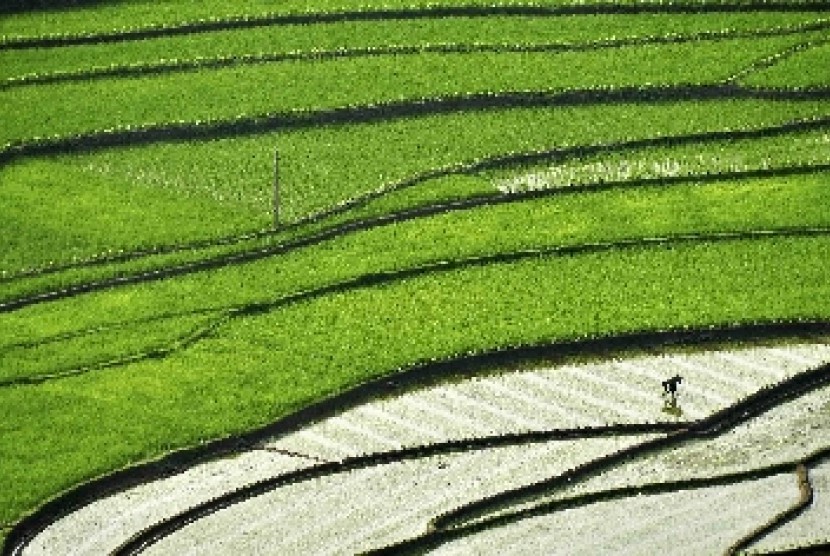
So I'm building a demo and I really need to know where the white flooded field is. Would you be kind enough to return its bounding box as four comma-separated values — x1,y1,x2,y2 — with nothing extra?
20,340,830,555
475,367,830,525
266,342,830,460
748,459,830,554
433,473,800,556
143,436,653,555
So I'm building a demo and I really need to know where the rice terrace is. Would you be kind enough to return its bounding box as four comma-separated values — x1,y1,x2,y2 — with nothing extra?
2,0,830,553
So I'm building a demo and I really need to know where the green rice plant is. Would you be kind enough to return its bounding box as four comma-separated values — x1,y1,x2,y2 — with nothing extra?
4,171,829,373
4,13,825,84
3,0,820,41
0,309,222,386
0,159,264,274
1,32,820,146
742,41,830,88
2,233,828,531
487,125,830,193
3,2,829,547
4,98,825,280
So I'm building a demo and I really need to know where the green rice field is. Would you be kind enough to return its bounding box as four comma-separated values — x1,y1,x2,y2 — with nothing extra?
1,0,829,553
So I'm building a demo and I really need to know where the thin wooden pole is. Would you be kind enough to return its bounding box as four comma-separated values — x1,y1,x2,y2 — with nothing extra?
273,149,280,228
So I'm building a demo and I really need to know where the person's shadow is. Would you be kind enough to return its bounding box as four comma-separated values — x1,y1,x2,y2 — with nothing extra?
662,394,683,418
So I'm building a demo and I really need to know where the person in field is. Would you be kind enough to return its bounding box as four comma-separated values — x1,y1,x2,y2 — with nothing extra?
662,375,683,417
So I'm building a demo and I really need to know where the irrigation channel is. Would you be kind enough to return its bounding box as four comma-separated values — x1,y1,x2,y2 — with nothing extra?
7,325,830,555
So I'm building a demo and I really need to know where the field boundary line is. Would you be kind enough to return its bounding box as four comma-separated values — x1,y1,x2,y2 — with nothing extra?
4,323,829,556
6,19,830,90
305,118,830,227
6,230,830,390
3,160,828,297
726,464,815,555
3,223,830,318
728,37,830,84
370,452,830,555
115,362,830,555
4,84,830,165
110,424,682,555
370,378,830,553
0,311,232,389
0,307,220,352
2,228,829,399
3,114,829,289
426,366,830,531
4,2,830,50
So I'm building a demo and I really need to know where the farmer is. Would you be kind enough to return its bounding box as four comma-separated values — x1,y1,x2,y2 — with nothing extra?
662,375,683,398
661,375,683,417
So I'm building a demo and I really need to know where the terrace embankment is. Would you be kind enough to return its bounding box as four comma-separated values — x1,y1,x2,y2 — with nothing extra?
8,333,830,555
3,2,830,554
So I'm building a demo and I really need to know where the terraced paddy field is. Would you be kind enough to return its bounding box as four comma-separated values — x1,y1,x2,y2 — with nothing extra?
1,0,830,554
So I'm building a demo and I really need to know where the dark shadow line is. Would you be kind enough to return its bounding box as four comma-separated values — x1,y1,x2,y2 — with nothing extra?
4,2,830,50
368,450,830,555
7,228,830,390
752,543,830,555
4,113,828,287
5,323,830,556
115,364,830,555
6,19,829,90
4,84,830,166
423,360,830,534
726,463,815,555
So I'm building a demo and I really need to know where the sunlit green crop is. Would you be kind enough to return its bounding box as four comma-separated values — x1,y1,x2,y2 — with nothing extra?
2,2,829,551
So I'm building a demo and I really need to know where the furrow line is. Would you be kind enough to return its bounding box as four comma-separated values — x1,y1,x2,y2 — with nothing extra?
6,324,829,555
426,359,830,533
570,369,658,415
370,449,830,555
3,116,828,285
353,405,446,443
4,2,829,50
108,427,675,556
382,398,475,439
481,373,600,428
667,355,763,396
714,351,792,383
475,379,591,427
8,19,829,90
436,388,545,432
520,372,645,423
409,391,496,436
